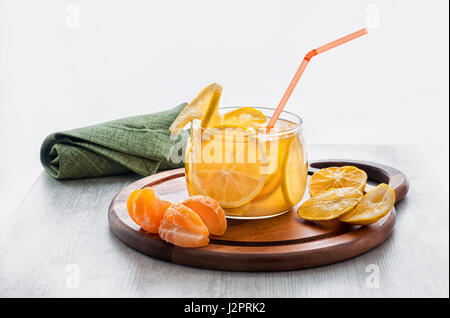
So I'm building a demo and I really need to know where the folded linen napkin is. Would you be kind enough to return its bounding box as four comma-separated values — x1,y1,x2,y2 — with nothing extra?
40,103,188,180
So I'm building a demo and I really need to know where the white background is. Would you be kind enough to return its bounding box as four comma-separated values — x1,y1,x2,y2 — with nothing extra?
0,0,448,224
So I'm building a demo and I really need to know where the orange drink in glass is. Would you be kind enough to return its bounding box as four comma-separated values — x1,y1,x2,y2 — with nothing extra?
185,107,307,219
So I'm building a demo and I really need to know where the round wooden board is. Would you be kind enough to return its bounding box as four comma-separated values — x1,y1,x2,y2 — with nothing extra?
108,160,409,271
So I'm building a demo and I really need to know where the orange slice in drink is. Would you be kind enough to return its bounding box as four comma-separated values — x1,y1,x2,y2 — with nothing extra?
281,136,308,205
182,195,227,235
169,83,222,136
340,183,395,225
222,107,267,129
190,136,268,208
309,166,367,197
210,123,256,134
159,203,210,247
297,187,363,221
254,135,290,199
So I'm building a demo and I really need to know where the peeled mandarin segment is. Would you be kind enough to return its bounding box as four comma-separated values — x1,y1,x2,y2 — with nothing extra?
222,107,267,127
340,183,395,225
127,188,171,233
134,188,160,233
127,189,142,220
182,195,227,236
169,83,222,136
159,203,209,248
297,187,363,221
281,135,308,205
309,166,367,197
159,199,172,213
129,188,157,232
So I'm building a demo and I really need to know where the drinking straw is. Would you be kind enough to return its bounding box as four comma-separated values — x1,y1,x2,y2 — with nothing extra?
266,28,368,130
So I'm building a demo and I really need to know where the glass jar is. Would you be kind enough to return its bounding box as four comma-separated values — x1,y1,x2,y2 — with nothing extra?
185,107,307,219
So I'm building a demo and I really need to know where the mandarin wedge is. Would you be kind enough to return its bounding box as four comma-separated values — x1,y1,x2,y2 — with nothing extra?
182,195,227,236
309,166,367,197
340,183,395,225
297,187,363,221
159,203,210,247
127,188,171,233
127,189,141,215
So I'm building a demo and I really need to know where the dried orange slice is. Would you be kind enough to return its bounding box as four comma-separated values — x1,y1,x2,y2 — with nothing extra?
159,203,209,247
127,188,172,233
340,183,395,225
182,195,227,236
169,83,222,136
309,166,367,197
297,187,363,221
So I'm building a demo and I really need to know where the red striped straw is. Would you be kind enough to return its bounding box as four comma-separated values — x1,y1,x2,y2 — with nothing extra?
266,28,368,130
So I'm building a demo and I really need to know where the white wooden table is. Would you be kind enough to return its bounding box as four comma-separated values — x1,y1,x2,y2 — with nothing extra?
0,145,448,297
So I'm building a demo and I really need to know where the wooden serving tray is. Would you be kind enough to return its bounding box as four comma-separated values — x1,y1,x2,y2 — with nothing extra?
108,160,408,271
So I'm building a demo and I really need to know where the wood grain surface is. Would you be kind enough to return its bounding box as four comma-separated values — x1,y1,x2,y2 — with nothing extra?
0,145,448,297
108,159,407,271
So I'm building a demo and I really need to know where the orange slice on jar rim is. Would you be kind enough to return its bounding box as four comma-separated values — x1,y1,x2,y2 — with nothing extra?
169,83,222,136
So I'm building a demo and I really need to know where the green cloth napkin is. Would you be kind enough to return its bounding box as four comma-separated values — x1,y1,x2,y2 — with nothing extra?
40,103,189,180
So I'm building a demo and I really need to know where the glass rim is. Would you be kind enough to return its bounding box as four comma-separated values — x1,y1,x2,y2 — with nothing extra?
193,106,303,139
